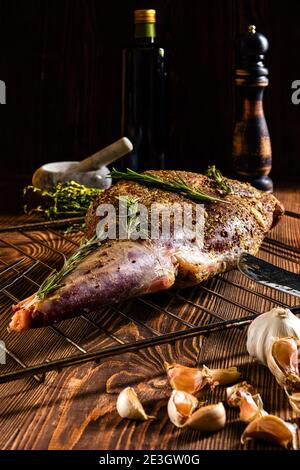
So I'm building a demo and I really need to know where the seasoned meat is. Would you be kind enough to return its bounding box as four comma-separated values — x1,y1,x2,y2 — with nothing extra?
10,171,284,331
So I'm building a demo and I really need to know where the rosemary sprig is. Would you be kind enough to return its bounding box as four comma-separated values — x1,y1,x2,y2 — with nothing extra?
110,168,226,204
37,235,101,300
205,165,233,195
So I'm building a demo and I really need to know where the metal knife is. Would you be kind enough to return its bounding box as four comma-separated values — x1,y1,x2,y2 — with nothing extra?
238,253,300,298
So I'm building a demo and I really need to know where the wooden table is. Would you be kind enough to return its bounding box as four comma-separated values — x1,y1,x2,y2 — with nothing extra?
0,186,299,450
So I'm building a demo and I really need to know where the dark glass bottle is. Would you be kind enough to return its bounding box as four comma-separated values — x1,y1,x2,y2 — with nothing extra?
121,9,167,171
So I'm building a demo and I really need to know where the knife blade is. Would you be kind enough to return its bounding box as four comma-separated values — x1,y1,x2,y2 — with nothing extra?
238,253,300,298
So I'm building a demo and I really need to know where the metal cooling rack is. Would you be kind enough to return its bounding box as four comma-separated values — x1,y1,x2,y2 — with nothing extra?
0,212,299,384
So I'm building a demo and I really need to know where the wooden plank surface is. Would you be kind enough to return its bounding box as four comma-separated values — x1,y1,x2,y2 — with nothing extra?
0,186,299,450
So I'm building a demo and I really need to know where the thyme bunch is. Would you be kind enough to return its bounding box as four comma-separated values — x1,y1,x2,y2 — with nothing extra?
24,181,103,220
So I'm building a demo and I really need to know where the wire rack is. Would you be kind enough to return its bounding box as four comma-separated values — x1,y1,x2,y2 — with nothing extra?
0,211,299,384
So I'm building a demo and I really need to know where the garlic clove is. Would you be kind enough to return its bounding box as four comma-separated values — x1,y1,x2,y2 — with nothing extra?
167,390,199,428
116,387,155,421
164,362,240,394
184,402,226,432
203,365,241,386
164,362,213,395
239,392,268,423
267,337,300,390
226,381,256,408
272,337,300,378
247,307,300,366
241,415,297,450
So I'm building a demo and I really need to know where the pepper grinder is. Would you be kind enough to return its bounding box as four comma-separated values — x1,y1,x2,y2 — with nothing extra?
232,25,273,192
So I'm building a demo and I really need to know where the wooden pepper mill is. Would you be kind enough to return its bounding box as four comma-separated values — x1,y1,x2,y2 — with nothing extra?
232,25,273,192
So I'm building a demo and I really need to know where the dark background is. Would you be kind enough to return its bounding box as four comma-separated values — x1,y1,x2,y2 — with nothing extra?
0,0,299,212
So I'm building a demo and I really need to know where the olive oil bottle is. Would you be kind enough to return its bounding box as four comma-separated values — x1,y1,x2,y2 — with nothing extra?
121,9,168,171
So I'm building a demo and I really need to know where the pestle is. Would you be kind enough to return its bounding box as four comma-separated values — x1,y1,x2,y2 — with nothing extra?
32,137,133,190
75,137,132,172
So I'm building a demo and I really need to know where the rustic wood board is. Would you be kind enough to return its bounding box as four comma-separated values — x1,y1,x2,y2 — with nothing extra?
0,187,299,450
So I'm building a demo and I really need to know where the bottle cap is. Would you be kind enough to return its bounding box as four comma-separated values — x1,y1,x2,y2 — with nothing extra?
134,9,156,24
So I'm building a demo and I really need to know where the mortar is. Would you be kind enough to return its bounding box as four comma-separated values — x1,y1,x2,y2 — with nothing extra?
32,137,133,190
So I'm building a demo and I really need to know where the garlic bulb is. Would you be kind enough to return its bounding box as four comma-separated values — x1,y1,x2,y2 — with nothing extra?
241,415,297,450
167,390,199,427
185,402,226,432
246,307,300,414
247,307,300,365
116,387,155,421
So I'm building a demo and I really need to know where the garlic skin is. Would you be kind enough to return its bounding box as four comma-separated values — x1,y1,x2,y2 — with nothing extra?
116,387,155,421
226,382,256,408
167,390,199,428
226,382,267,422
241,415,297,450
247,307,300,365
285,391,300,415
185,402,226,432
164,362,213,395
239,393,268,423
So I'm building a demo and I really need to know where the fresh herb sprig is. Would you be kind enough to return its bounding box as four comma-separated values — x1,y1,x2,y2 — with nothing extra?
116,195,139,212
110,168,226,204
205,165,233,195
37,235,101,300
24,181,103,221
116,195,148,239
116,195,139,238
